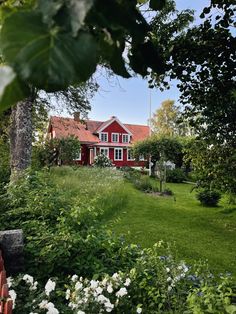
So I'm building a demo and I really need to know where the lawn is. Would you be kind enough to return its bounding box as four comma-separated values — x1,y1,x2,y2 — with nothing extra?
51,167,236,277
102,180,236,277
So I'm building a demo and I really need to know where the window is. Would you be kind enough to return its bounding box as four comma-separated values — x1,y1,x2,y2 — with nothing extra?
100,132,108,142
100,148,109,157
114,148,123,161
122,134,129,143
74,151,81,161
112,133,119,142
127,149,134,161
139,155,145,161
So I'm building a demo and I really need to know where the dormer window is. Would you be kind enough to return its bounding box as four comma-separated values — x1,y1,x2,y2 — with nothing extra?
112,133,119,142
122,134,129,143
100,132,108,142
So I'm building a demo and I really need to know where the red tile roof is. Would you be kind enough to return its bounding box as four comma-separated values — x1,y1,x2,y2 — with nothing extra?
50,116,150,144
50,116,99,143
124,123,150,143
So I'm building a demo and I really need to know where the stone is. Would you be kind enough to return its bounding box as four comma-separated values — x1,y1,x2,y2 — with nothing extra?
0,229,24,275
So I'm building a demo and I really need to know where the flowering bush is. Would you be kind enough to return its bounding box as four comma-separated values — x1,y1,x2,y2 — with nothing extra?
8,255,236,314
67,273,137,313
93,154,113,167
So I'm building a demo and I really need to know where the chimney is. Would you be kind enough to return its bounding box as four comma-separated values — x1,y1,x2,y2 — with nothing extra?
110,116,117,119
74,112,80,122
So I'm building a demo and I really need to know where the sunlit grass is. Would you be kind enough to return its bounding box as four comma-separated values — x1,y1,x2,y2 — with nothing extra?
50,166,236,278
104,180,236,277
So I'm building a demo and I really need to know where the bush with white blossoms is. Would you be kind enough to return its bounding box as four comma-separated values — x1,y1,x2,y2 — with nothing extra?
93,154,113,168
6,258,236,314
67,272,139,313
7,272,142,314
7,275,60,314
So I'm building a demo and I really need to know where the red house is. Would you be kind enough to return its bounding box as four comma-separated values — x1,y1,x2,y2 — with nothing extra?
48,115,150,167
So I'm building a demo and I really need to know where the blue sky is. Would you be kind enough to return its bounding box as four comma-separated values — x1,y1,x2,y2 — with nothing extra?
88,0,210,125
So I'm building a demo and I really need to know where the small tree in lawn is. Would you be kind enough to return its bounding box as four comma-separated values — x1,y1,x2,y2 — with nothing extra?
133,136,183,192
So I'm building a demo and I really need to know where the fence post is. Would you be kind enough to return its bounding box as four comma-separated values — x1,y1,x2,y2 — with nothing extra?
0,250,13,314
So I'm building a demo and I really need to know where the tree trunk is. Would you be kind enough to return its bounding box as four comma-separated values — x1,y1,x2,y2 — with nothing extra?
9,98,33,182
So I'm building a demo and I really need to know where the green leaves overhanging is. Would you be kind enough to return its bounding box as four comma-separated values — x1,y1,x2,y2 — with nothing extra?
0,66,29,112
149,0,166,11
1,11,98,92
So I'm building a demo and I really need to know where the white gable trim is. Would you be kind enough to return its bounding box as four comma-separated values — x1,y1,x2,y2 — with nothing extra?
96,117,133,135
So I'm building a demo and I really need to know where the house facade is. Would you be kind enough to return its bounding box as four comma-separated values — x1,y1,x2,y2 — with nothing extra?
48,115,150,167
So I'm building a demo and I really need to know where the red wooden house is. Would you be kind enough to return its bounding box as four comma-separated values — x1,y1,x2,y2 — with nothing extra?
48,115,150,167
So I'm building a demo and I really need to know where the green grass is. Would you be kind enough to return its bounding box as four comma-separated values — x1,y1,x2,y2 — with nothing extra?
103,180,236,277
51,167,236,277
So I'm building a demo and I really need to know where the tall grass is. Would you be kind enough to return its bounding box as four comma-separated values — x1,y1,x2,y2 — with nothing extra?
50,166,129,220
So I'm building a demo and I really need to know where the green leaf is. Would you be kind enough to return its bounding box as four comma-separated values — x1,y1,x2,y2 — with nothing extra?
0,65,29,112
67,0,94,36
37,0,64,26
149,0,166,11
1,11,98,91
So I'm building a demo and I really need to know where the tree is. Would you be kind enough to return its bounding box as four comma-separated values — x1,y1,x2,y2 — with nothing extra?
151,99,187,136
150,0,236,145
185,139,236,202
35,136,81,167
0,1,100,179
0,0,194,179
133,136,183,191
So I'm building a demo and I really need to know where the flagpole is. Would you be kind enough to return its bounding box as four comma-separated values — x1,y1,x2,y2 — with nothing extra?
149,89,152,176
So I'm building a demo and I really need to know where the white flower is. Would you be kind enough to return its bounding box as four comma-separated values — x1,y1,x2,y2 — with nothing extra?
30,281,38,291
124,278,131,287
23,274,34,285
167,277,172,282
77,311,85,314
107,285,113,293
96,287,103,294
9,290,16,309
46,302,59,314
39,300,48,309
112,273,119,280
71,275,78,282
7,277,13,288
166,267,170,273
105,301,114,312
90,280,98,289
75,281,83,290
45,279,56,296
116,287,127,297
137,307,142,313
66,289,71,300
97,294,108,303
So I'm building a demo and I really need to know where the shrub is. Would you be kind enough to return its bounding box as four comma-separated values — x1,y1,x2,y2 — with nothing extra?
162,187,174,196
93,154,113,167
166,168,186,183
9,246,236,314
133,176,153,192
196,189,221,206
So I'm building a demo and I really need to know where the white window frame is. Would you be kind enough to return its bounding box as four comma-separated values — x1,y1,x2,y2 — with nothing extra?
100,132,108,142
127,149,134,161
139,154,145,161
111,133,119,143
122,134,129,143
99,147,109,157
114,148,123,161
74,151,81,161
